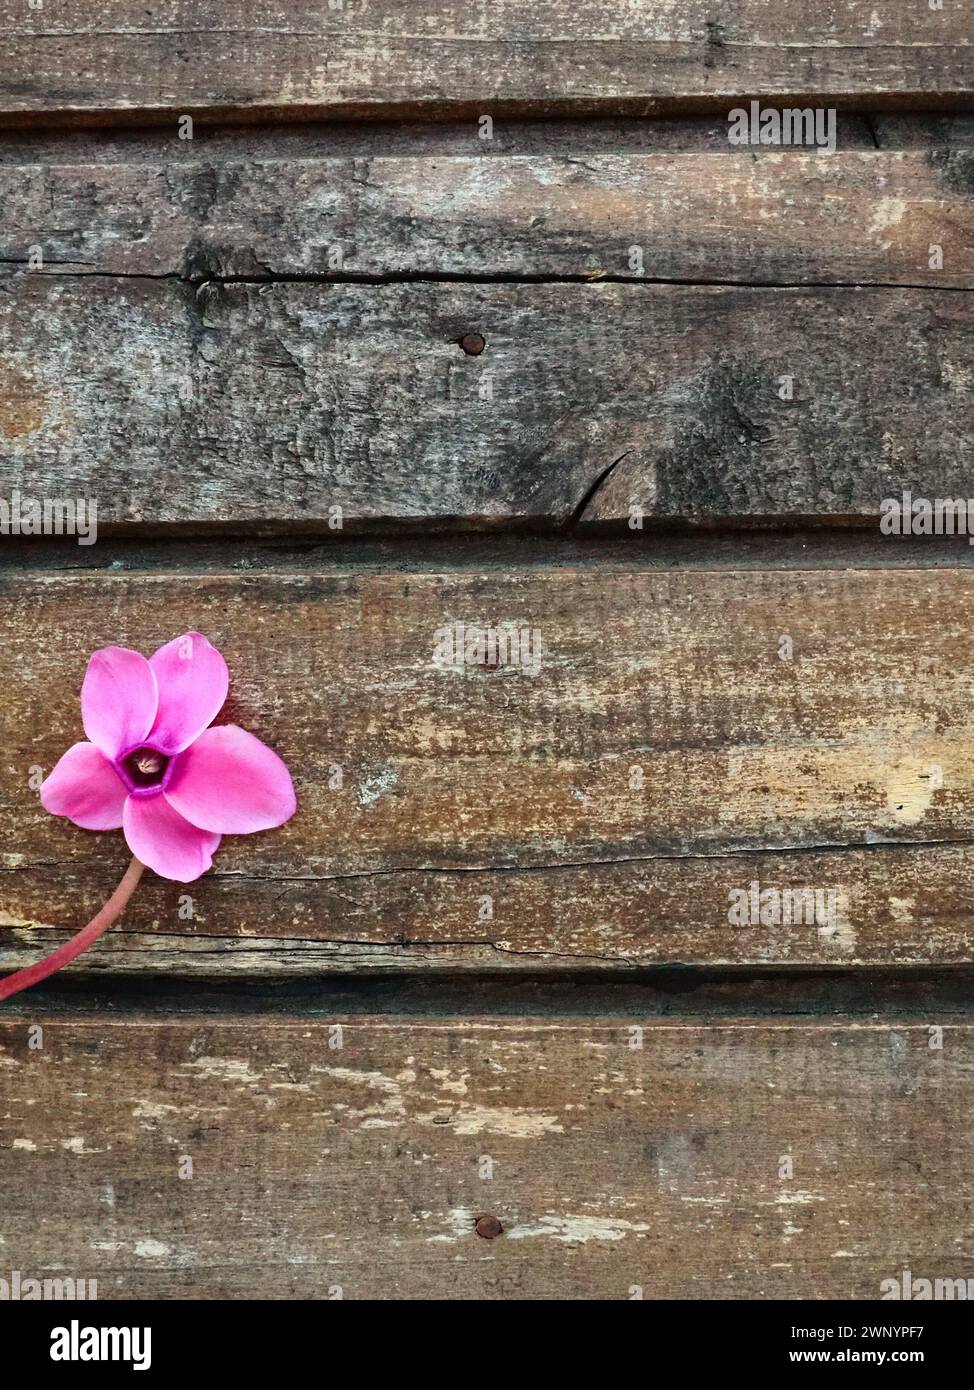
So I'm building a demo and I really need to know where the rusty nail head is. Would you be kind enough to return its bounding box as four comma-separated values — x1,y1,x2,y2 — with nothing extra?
474,1213,503,1240
459,333,486,356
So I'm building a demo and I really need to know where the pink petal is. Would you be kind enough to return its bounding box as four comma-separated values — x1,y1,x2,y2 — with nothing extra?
123,795,220,883
41,741,129,830
148,632,229,755
81,646,158,760
165,725,296,834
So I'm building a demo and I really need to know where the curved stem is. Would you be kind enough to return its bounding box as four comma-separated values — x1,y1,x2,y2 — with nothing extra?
0,856,145,1003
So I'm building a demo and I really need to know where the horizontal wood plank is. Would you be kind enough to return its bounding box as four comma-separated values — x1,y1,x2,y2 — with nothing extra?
1,279,972,528
1,1015,971,1298
2,560,974,975
6,844,974,978
4,148,973,286
0,1,971,125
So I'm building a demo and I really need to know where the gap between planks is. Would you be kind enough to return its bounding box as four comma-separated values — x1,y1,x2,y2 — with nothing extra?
3,531,974,571
2,968,974,1020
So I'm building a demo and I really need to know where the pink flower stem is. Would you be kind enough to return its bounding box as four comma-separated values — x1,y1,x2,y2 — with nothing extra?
0,856,145,1003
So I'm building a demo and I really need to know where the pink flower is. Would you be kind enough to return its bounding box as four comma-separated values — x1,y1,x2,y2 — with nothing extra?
41,633,296,882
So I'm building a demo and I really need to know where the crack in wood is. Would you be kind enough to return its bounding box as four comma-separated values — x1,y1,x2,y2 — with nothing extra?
4,263,974,293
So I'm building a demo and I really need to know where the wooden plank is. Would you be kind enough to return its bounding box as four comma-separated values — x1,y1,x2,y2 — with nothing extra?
6,844,974,978
2,1014,972,1298
2,560,974,976
1,279,972,529
2,147,973,286
0,1,971,125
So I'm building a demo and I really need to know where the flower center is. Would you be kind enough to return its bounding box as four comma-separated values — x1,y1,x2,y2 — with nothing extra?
124,746,170,788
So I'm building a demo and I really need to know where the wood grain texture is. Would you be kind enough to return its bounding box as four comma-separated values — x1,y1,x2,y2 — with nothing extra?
1,278,972,529
4,147,972,286
0,0,971,125
2,1015,972,1299
2,560,973,976
3,0,971,1316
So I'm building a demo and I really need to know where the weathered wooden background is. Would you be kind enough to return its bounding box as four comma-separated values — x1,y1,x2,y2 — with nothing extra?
1,1,973,1300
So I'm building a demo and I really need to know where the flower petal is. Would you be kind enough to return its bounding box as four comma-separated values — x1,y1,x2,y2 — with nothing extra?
148,632,229,755
123,795,220,883
81,646,158,759
41,741,128,830
165,725,297,834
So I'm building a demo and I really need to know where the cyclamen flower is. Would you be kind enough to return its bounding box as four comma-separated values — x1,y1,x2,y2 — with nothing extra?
42,632,296,881
0,633,295,1003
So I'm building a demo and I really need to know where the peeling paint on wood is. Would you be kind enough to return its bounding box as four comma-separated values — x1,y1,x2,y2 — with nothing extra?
1,1016,971,1299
